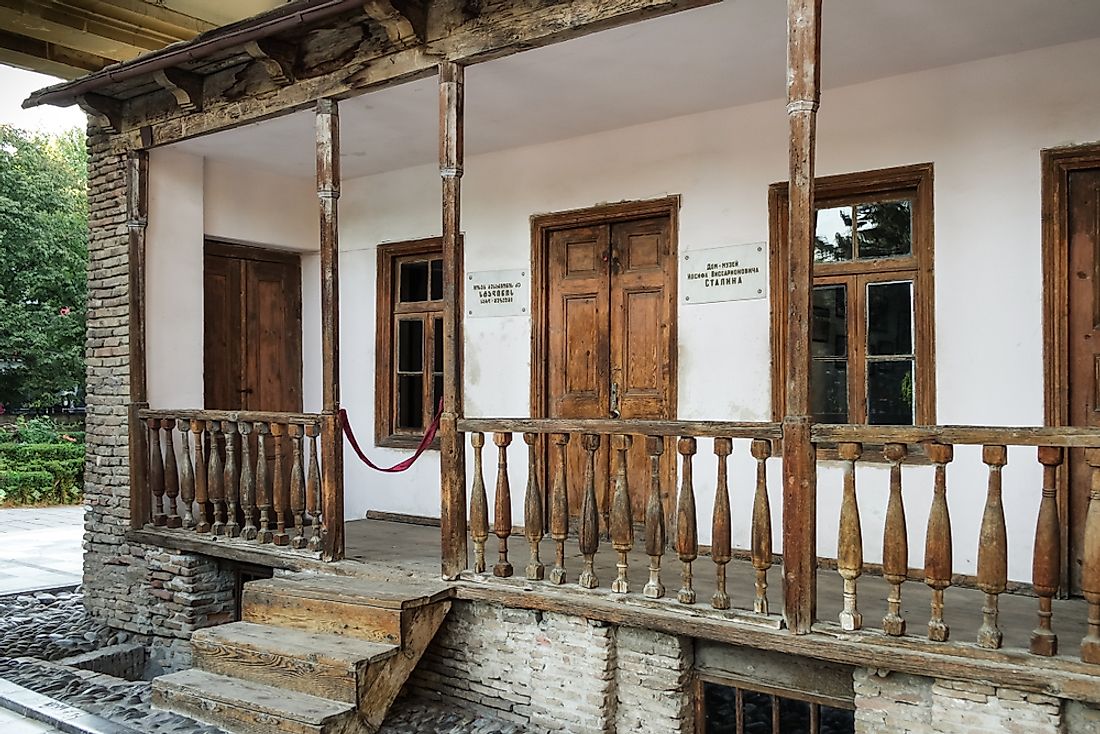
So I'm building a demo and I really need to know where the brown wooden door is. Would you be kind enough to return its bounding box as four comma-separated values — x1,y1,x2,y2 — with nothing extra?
1068,167,1100,593
546,216,675,525
204,242,303,412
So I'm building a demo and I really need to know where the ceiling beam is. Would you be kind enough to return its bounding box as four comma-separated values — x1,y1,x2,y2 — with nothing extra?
362,0,425,46
0,26,110,78
65,0,215,38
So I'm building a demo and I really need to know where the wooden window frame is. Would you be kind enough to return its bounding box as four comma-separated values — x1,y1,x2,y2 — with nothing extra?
769,163,935,425
375,236,461,450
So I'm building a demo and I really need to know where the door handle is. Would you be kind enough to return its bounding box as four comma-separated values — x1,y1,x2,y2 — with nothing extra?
610,381,621,419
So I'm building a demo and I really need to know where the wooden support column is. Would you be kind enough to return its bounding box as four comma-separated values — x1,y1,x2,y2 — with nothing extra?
440,61,468,579
782,0,822,634
128,149,150,530
317,98,345,561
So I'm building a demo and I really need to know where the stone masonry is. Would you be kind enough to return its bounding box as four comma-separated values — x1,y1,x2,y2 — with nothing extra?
83,125,236,676
406,600,693,734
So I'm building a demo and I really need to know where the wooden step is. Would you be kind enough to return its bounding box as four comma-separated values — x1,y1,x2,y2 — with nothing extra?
191,621,398,703
152,669,361,734
241,574,452,644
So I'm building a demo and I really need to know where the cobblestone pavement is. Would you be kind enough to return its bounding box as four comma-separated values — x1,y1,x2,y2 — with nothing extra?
0,589,122,661
0,507,83,595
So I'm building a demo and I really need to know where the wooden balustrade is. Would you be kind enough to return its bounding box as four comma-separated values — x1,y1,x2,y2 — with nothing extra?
137,409,335,556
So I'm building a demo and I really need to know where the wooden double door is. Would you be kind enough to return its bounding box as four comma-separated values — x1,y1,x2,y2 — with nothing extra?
542,212,676,525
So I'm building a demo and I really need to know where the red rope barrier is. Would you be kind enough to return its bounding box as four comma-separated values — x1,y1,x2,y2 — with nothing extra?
339,401,442,473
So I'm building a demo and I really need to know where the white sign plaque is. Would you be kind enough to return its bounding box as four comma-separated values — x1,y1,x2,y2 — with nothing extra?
466,269,529,318
680,243,767,305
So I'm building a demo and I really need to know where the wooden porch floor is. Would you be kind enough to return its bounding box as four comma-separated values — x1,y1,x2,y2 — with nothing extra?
345,518,1089,657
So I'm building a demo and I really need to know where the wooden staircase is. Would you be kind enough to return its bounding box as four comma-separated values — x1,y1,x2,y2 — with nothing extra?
152,572,452,734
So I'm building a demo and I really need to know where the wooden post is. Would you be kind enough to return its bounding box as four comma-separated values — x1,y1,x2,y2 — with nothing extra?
439,60,468,579
1032,446,1063,656
836,442,863,631
524,433,545,581
493,432,514,578
711,438,732,609
127,150,150,530
1081,449,1100,663
978,444,1008,649
317,98,344,561
782,0,822,635
924,442,954,642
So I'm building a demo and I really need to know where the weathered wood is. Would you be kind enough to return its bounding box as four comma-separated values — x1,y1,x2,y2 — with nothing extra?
836,442,863,631
361,0,425,45
469,433,489,574
222,421,241,538
923,442,953,642
147,419,166,527
272,422,289,546
751,439,773,615
492,432,513,578
523,433,544,581
610,434,634,594
139,408,325,425
152,68,203,113
190,420,208,533
128,403,150,530
549,433,570,585
676,437,698,604
176,419,195,529
977,445,1008,649
882,443,908,636
644,435,666,599
458,417,781,440
711,438,732,610
290,424,307,549
244,39,296,86
161,419,181,528
256,422,273,544
1082,448,1100,663
578,434,602,589
126,148,149,531
306,422,323,553
1032,446,1063,656
439,61,467,578
813,423,1100,448
238,422,258,541
207,421,225,536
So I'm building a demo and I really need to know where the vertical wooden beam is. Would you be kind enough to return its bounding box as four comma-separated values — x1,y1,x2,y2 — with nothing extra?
317,98,344,561
127,150,150,530
440,60,468,579
782,0,822,634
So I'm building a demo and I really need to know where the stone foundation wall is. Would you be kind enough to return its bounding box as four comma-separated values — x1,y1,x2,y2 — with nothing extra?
406,601,694,734
83,127,237,678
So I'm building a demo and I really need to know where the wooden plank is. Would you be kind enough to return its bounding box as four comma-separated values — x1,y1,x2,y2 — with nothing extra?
458,417,782,440
138,408,325,424
439,60,468,579
812,424,1100,448
127,149,150,531
242,586,404,645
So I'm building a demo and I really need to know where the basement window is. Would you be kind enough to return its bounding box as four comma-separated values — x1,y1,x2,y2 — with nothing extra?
700,681,855,734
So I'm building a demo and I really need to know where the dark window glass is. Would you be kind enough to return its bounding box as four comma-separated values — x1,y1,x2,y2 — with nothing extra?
868,359,914,425
856,200,912,259
430,259,443,301
867,281,912,357
812,286,847,357
776,697,812,734
399,260,429,302
397,319,423,372
741,690,773,734
397,375,423,429
433,317,444,372
815,206,853,263
702,681,854,734
811,360,848,423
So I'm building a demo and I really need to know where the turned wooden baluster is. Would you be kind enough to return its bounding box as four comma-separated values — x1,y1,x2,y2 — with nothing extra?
271,422,289,546
924,442,954,642
977,444,1008,649
1081,448,1100,664
579,433,601,589
882,442,908,636
750,438,773,615
493,432,514,578
549,433,571,584
161,420,181,528
469,433,489,573
207,421,225,535
1032,446,1063,656
524,433,545,580
190,420,209,533
222,421,241,537
711,438,732,610
147,419,166,526
176,419,195,529
644,436,666,599
610,435,634,594
255,422,273,543
837,442,863,631
306,423,324,552
676,437,698,604
289,425,307,549
238,422,257,541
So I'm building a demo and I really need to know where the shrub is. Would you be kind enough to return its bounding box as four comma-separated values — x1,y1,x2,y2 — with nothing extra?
11,416,63,444
0,442,84,463
0,470,54,504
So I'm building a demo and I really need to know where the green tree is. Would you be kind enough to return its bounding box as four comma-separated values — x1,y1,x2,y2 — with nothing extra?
0,124,87,409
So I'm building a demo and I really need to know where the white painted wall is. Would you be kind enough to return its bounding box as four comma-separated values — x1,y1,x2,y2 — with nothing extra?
337,37,1100,581
203,159,316,251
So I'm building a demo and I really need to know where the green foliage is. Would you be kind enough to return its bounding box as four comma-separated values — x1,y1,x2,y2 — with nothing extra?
0,426,84,505
0,442,84,463
0,470,54,504
0,124,88,409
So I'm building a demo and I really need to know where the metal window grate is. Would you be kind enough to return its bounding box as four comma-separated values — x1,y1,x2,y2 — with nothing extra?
700,681,854,734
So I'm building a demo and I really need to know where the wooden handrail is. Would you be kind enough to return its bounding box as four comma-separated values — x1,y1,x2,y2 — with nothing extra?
138,408,327,424
457,417,782,440
813,424,1100,447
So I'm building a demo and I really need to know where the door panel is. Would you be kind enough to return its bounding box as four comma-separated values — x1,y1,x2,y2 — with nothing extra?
246,258,303,413
203,254,243,411
1068,168,1100,592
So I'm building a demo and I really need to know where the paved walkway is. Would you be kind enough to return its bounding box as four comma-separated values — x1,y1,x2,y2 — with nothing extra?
0,706,62,734
0,507,83,595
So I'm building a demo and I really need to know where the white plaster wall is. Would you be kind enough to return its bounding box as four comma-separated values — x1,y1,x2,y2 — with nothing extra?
338,37,1100,581
203,159,316,251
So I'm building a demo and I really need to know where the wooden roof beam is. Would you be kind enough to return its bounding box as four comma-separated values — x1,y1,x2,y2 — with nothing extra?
244,38,296,86
152,67,203,113
65,0,214,38
0,27,110,78
362,0,425,46
76,92,124,133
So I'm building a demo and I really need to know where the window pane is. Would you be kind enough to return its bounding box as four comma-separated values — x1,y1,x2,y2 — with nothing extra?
702,683,738,734
741,690,773,734
430,259,443,301
822,707,856,732
776,697,811,734
815,206,853,262
399,260,429,302
856,200,912,259
398,319,423,372
811,359,848,423
432,375,443,415
433,317,444,372
812,285,847,357
397,375,423,429
867,281,913,356
868,359,914,425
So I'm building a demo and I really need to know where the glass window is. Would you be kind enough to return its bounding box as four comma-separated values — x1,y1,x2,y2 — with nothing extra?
701,681,855,734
